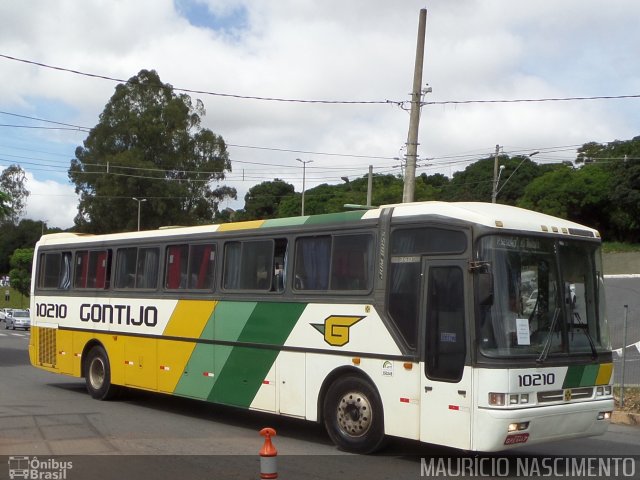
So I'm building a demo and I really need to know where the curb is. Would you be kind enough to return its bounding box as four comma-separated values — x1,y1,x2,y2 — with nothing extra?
611,411,640,427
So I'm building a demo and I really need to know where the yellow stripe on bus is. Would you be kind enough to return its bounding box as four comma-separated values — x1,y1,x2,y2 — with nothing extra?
157,300,217,393
163,300,217,338
595,362,613,385
217,220,265,231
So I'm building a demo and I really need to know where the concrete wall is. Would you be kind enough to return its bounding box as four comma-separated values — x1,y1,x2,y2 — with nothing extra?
603,252,640,275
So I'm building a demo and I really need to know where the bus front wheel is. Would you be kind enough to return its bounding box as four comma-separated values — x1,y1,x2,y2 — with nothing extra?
84,346,120,400
323,375,385,454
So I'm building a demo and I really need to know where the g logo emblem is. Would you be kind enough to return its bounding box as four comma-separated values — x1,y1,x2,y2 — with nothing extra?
312,315,364,346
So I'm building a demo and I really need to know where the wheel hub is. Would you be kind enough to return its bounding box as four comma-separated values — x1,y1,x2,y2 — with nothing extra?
89,358,105,390
336,392,372,437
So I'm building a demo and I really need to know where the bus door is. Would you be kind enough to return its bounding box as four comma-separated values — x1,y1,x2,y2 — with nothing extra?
419,260,472,450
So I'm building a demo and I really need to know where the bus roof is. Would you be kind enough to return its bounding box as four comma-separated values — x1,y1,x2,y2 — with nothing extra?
37,201,599,247
381,202,600,238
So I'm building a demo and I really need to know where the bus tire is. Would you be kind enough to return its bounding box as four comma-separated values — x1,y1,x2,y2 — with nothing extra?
323,375,385,454
85,346,120,400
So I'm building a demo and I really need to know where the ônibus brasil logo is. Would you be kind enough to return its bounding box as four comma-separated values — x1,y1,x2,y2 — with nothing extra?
8,456,73,479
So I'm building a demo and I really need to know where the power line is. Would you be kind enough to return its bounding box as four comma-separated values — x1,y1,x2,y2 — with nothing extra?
0,53,397,106
4,53,640,107
0,123,87,132
227,143,397,161
423,94,640,106
0,110,90,131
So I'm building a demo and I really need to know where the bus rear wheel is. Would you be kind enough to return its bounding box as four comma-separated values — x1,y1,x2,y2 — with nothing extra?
85,346,120,400
323,375,385,454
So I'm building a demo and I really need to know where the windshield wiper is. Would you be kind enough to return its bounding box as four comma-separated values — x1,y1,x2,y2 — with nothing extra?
537,308,560,364
570,312,599,360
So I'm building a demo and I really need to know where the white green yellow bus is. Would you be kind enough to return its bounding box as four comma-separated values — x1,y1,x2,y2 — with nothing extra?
29,201,614,453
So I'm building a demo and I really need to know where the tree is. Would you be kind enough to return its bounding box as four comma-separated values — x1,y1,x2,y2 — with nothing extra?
0,190,11,224
0,164,30,225
9,247,33,303
518,163,613,236
69,69,236,233
0,219,43,274
240,179,295,220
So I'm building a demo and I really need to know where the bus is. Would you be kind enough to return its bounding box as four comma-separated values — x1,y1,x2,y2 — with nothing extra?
28,201,613,453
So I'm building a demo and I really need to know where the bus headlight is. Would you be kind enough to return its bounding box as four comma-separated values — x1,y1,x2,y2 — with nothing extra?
490,393,530,406
596,386,613,396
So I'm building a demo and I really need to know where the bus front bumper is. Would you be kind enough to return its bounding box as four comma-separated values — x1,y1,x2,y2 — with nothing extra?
473,398,614,452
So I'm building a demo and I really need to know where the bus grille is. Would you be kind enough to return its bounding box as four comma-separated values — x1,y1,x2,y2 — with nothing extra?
38,328,57,367
537,387,593,403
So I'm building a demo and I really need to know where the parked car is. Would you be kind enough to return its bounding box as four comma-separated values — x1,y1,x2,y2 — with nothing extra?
0,308,10,321
523,289,538,315
5,309,30,330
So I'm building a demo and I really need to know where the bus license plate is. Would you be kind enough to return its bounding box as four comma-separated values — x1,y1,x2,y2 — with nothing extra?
504,433,529,445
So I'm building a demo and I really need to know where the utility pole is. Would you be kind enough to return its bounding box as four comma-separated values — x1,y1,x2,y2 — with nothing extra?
491,144,500,204
296,158,313,216
402,8,427,203
366,165,373,207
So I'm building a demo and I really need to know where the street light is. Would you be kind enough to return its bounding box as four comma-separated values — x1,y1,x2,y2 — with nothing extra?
296,158,313,216
132,197,147,231
495,151,540,201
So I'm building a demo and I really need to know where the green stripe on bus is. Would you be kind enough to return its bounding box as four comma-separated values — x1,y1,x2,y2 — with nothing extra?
173,304,217,399
174,302,257,399
563,364,603,388
579,364,600,386
174,344,215,399
562,365,585,388
208,302,307,407
303,210,367,225
261,217,309,228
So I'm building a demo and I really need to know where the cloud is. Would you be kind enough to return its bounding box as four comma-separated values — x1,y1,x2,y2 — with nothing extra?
22,173,78,229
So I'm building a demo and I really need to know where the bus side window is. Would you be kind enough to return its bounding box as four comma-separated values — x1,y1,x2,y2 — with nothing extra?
330,234,372,291
223,240,274,291
165,244,189,289
39,252,72,290
137,248,159,289
188,244,216,290
272,239,288,292
294,236,330,290
74,251,89,288
115,248,137,289
74,250,110,289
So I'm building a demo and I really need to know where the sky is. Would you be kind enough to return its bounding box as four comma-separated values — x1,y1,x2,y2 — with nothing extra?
1,0,639,229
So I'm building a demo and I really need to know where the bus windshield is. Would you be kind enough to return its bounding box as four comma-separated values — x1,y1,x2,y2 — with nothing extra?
476,235,610,359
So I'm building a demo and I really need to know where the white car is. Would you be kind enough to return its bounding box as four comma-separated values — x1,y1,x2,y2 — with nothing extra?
523,290,538,315
0,308,9,321
5,309,30,330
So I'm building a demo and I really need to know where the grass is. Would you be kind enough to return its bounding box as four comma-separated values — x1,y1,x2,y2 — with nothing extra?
614,386,640,413
602,242,640,253
0,286,29,310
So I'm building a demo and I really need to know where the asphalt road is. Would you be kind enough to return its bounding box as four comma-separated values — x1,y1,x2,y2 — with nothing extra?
1,325,639,480
605,276,640,385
